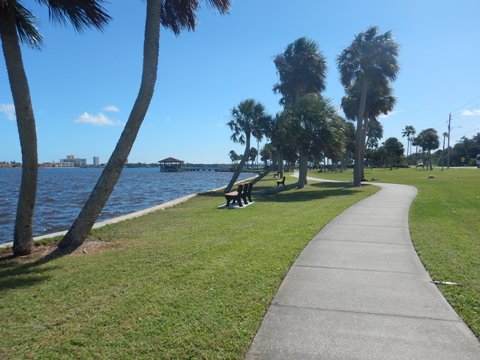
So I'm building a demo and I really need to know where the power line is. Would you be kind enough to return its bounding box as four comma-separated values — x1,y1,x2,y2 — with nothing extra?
449,95,480,115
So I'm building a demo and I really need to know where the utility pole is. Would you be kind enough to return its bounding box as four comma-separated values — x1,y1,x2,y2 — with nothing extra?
447,113,451,169
441,132,448,170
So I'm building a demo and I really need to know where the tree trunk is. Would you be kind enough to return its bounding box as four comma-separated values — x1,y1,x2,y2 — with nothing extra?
225,134,250,193
277,153,284,178
58,0,161,251
251,165,274,185
297,150,308,188
1,14,38,255
359,117,367,181
353,79,368,186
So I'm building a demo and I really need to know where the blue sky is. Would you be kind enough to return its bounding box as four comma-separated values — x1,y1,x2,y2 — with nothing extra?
1,0,480,164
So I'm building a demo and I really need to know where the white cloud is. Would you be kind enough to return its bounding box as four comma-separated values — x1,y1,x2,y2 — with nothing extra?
379,110,402,119
103,105,119,113
461,109,480,116
75,112,119,126
0,104,15,121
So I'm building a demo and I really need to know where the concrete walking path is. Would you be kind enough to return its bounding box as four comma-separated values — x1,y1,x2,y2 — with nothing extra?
247,179,480,359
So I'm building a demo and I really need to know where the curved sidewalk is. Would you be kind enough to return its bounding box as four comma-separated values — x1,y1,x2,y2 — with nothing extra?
247,180,480,359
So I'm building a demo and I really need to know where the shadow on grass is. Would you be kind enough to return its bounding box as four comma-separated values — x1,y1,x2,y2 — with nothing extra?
257,182,363,203
0,244,76,293
200,182,365,204
0,258,59,293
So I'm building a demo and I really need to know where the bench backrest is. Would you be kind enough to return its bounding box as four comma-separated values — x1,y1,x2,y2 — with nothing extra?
241,182,252,195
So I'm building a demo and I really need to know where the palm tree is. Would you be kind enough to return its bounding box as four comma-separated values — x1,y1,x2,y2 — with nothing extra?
0,1,110,256
59,0,230,252
337,26,399,186
341,79,394,178
252,128,262,169
401,125,416,159
279,94,345,188
249,147,258,168
416,128,439,170
273,37,327,181
273,37,327,106
228,150,239,166
225,99,269,193
383,137,404,168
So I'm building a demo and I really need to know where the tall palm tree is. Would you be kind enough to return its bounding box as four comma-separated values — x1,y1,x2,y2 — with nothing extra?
401,125,416,159
273,37,327,181
0,1,110,256
225,99,269,193
337,26,399,186
341,78,394,178
59,0,230,251
273,37,327,106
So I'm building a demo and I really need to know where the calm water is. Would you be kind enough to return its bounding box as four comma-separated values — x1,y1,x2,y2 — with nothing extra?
0,168,250,244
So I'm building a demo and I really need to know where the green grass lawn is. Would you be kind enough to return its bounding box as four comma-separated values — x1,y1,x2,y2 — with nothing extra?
308,167,480,338
0,177,377,359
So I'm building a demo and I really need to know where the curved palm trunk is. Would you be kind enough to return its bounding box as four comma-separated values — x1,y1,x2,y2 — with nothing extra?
58,0,160,251
1,14,38,256
297,150,308,188
354,79,368,186
225,134,250,193
251,165,274,184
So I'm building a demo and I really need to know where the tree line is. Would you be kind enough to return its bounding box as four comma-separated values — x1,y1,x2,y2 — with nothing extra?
365,125,480,170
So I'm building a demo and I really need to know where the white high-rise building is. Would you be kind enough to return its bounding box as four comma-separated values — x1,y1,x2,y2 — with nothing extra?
93,156,100,167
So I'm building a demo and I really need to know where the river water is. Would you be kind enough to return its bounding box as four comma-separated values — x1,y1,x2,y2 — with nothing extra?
0,168,250,244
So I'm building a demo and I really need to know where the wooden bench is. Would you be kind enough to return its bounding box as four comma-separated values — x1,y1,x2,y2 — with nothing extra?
273,171,280,178
225,184,244,207
241,182,253,204
276,176,286,187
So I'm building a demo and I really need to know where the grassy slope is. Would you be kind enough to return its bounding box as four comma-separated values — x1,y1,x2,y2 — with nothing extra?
308,167,480,338
0,177,376,359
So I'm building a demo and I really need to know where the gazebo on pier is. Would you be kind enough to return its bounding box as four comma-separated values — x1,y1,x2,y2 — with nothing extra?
158,157,184,172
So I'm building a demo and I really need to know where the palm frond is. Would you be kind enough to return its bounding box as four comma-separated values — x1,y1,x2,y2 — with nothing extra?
36,0,110,32
274,37,327,105
161,0,230,35
0,1,43,48
14,2,43,48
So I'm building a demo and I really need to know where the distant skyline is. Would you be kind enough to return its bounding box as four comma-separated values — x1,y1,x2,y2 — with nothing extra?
1,0,480,164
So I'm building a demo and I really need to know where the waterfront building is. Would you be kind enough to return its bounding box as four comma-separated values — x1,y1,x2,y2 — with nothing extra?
0,161,20,168
158,157,184,172
93,156,100,167
60,155,87,167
